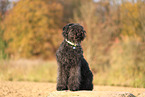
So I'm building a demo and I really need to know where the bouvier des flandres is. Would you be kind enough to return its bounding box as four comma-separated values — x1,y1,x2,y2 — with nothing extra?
56,23,93,91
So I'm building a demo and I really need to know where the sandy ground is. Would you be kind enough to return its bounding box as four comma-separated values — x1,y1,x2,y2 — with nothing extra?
0,81,145,97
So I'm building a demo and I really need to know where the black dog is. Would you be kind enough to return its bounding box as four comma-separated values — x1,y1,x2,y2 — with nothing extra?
56,23,93,91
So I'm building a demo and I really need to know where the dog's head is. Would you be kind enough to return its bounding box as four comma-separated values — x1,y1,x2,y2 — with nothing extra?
62,23,86,43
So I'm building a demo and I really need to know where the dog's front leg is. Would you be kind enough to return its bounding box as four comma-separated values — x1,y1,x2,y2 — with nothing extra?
68,64,81,91
57,64,68,91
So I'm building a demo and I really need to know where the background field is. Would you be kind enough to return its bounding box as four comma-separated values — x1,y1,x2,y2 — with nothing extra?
0,59,145,88
0,0,145,88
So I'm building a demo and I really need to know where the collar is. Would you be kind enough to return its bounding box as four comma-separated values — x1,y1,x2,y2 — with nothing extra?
65,39,79,47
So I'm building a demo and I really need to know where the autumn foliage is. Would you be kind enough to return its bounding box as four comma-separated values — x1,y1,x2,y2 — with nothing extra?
73,0,145,87
2,0,63,58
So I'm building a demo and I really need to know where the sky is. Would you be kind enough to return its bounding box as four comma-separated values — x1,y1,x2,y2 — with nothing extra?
9,0,19,2
94,0,138,3
8,0,139,3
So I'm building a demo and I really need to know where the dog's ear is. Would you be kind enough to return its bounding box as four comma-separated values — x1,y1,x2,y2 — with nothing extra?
62,25,68,31
62,23,74,39
68,23,74,26
63,23,74,31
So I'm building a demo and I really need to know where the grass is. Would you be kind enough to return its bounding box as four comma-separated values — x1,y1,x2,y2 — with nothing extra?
92,68,145,88
0,59,57,82
0,59,145,88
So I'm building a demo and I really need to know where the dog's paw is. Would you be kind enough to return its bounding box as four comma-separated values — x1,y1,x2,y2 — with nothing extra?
70,88,79,91
57,85,68,91
69,86,79,91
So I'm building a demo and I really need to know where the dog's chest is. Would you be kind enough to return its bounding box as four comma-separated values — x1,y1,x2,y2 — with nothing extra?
57,46,82,65
64,49,81,58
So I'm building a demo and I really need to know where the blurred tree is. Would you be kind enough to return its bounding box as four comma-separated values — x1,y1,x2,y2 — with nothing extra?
109,1,145,87
3,0,63,59
0,14,7,59
120,1,145,41
0,0,9,17
59,0,81,23
59,0,92,23
73,1,120,72
138,1,145,42
0,0,9,59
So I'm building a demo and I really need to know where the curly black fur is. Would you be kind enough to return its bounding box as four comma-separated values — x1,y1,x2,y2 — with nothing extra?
56,23,93,91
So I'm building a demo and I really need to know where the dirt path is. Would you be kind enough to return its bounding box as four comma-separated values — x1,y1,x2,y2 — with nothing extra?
0,81,145,97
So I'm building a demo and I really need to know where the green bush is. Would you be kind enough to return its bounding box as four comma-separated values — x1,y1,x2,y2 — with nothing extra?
0,26,7,60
